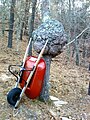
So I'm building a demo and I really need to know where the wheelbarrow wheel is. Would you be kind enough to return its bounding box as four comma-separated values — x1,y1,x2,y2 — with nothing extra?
7,88,22,106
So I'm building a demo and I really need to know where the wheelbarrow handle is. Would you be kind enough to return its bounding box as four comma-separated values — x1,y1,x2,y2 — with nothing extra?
8,65,21,80
22,38,32,67
8,65,33,80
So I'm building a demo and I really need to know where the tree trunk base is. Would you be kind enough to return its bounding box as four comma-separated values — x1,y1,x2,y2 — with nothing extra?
39,55,51,102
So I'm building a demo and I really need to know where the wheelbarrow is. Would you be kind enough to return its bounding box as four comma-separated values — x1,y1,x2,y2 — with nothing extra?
7,38,48,108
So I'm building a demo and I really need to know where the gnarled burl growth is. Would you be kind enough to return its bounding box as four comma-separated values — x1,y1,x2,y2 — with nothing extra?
32,19,67,101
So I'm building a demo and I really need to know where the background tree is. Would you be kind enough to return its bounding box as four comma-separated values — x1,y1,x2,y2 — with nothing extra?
8,0,16,48
23,0,31,36
28,0,37,56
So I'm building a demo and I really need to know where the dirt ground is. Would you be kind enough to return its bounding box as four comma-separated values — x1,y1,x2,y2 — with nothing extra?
0,36,90,120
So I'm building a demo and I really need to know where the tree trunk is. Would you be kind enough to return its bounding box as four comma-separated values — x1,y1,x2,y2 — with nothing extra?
24,0,30,35
75,38,80,66
88,63,90,71
8,0,16,48
49,0,59,19
38,0,51,101
28,0,37,56
1,0,6,36
66,0,71,60
1,17,5,35
41,0,50,22
61,0,65,22
20,22,24,41
39,55,52,101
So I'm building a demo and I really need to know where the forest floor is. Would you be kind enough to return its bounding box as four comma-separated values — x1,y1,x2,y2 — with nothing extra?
0,35,90,120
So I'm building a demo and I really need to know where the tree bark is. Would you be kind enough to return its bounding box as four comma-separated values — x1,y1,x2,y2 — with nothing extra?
38,0,51,101
8,0,16,48
41,0,50,22
20,22,24,41
49,0,59,19
39,55,52,101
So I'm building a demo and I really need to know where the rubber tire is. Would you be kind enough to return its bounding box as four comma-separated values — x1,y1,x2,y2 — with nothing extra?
7,88,22,106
